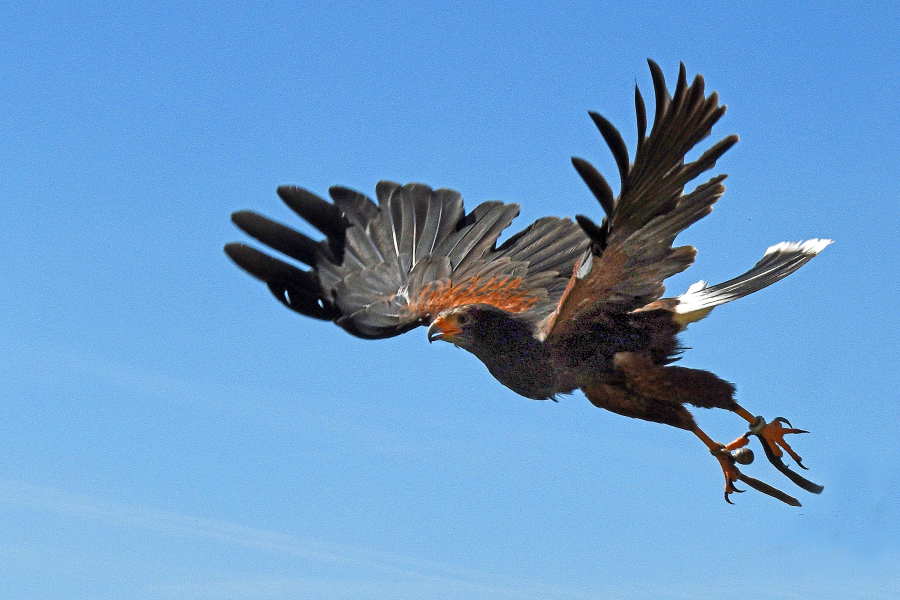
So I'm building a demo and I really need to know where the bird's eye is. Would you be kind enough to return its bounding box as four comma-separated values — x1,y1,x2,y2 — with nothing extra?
456,312,471,326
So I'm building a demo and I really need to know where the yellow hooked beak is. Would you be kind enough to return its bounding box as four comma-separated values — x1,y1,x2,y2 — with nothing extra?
427,313,463,343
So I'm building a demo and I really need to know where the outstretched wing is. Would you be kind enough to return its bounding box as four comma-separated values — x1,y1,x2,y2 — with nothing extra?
226,181,587,339
544,60,738,339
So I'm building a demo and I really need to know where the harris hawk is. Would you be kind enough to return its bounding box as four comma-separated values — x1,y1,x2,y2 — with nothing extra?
225,61,829,506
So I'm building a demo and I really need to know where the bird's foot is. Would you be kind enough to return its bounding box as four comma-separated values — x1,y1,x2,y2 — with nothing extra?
710,441,802,506
747,416,807,465
737,416,824,495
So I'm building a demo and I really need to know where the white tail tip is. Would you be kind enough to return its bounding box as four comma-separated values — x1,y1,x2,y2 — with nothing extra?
764,238,833,257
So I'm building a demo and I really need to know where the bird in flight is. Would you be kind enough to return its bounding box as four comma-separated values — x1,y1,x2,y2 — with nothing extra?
225,60,829,506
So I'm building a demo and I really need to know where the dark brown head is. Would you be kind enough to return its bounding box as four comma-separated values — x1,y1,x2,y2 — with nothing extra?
426,304,536,352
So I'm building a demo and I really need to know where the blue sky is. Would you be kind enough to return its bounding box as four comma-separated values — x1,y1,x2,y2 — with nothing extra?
1,1,898,598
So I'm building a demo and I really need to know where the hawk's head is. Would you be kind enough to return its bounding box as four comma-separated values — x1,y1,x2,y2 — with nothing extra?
427,304,529,352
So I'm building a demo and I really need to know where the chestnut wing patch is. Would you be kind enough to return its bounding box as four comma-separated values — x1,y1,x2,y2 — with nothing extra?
407,275,544,319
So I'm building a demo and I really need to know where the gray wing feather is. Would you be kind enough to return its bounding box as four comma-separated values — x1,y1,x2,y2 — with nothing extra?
227,181,588,339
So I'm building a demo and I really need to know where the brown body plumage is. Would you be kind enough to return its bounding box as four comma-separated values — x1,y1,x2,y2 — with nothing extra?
226,61,830,506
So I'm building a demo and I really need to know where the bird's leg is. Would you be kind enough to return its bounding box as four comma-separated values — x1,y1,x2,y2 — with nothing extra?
729,404,824,495
653,362,823,500
585,354,807,506
583,385,803,505
690,425,802,506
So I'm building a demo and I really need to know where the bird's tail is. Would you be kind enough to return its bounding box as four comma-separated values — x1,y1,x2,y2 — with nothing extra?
673,239,832,329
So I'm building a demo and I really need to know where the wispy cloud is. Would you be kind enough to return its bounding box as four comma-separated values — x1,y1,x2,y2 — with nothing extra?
0,478,599,600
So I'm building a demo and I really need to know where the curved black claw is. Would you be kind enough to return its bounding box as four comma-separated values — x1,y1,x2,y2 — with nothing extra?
724,484,742,504
724,480,745,504
775,416,793,428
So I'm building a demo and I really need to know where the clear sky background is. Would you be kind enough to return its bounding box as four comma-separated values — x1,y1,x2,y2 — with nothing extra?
1,1,898,599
